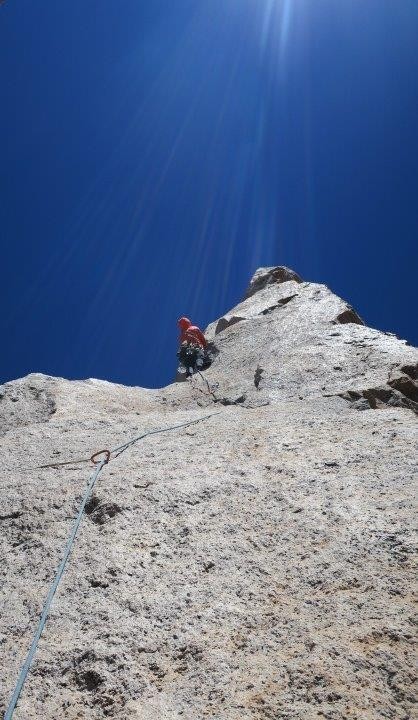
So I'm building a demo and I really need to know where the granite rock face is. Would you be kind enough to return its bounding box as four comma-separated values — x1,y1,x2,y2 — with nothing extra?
1,267,417,720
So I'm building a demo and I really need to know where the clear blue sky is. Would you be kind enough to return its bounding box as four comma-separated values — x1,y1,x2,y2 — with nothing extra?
1,0,417,388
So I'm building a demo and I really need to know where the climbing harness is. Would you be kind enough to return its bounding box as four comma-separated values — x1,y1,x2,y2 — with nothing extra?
177,343,206,376
4,412,218,720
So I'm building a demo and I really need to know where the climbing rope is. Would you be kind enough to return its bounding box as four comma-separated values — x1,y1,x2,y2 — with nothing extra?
4,412,218,719
24,413,218,470
3,457,107,720
110,413,218,458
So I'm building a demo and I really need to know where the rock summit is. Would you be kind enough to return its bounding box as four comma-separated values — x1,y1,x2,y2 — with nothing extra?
1,267,417,719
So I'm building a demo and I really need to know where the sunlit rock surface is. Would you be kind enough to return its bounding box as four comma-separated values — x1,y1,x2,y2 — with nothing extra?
1,267,417,720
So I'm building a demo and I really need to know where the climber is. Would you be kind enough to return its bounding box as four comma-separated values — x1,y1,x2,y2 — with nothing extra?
177,317,208,376
178,317,207,348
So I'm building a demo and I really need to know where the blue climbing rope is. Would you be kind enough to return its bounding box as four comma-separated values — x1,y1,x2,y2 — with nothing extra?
4,412,218,719
111,412,219,458
4,458,107,720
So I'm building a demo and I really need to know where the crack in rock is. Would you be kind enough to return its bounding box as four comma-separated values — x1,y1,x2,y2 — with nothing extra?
260,294,298,315
254,365,264,389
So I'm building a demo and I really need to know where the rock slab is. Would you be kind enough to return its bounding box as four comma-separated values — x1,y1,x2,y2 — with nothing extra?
1,267,417,720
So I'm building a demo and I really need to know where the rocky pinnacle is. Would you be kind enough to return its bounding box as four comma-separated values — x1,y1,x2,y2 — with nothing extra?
1,267,417,719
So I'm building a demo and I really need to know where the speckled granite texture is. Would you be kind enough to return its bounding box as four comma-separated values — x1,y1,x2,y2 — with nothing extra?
1,268,417,719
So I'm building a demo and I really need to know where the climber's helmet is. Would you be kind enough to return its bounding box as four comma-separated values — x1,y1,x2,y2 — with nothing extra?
178,317,191,330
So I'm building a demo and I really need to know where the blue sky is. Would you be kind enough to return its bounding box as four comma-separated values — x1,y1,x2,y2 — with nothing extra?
1,0,417,388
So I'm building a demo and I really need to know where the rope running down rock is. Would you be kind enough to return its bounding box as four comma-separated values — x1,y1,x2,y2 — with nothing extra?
4,412,218,720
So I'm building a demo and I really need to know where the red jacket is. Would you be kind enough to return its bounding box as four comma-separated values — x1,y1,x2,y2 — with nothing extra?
178,317,207,348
